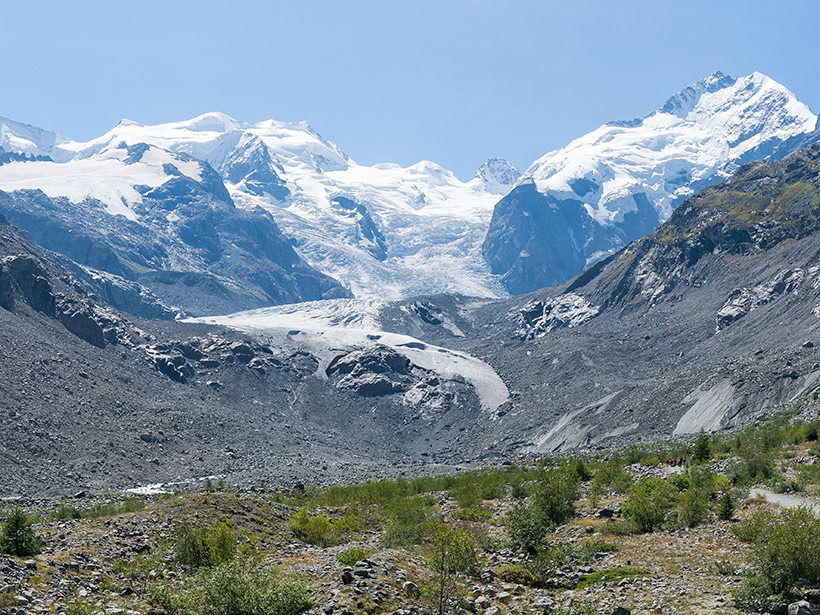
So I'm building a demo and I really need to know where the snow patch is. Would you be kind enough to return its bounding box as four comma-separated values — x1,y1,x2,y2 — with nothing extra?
189,300,509,413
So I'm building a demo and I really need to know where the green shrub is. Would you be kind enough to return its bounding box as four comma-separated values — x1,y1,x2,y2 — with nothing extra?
524,540,574,584
718,492,735,521
691,429,712,463
206,522,236,566
675,487,709,528
382,496,433,547
673,465,718,528
453,505,493,522
567,458,592,482
505,503,551,552
0,509,43,556
174,521,237,568
427,522,478,615
575,566,647,590
53,503,82,521
531,466,580,527
151,559,311,615
622,477,675,533
289,509,341,548
80,496,145,519
732,506,820,602
511,482,528,499
577,538,619,562
591,455,632,496
495,564,542,587
175,521,213,568
337,547,376,566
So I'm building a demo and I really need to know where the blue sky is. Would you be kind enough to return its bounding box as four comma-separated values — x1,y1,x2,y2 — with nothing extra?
2,0,819,180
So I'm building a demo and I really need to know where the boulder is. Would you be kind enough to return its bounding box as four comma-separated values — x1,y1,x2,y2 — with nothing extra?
789,601,820,615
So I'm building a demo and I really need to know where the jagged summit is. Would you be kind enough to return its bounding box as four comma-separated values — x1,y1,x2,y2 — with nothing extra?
473,158,522,195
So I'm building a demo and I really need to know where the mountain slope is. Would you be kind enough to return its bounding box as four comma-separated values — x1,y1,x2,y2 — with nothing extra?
483,71,820,295
381,143,820,455
0,215,504,495
0,143,351,316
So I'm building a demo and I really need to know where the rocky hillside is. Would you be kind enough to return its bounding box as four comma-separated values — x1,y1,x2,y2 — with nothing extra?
5,138,820,497
380,144,820,456
0,216,496,496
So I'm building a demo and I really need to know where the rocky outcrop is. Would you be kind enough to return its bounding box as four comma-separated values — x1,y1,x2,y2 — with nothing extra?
517,293,599,339
0,254,56,314
717,269,806,331
327,345,412,396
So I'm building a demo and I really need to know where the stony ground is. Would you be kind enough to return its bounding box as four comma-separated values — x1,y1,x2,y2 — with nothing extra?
3,459,820,615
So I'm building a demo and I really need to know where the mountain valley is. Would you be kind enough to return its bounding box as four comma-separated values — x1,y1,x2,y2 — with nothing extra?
2,72,820,498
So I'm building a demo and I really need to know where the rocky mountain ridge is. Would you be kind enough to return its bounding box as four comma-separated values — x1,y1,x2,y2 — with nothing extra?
0,142,350,317
379,144,820,454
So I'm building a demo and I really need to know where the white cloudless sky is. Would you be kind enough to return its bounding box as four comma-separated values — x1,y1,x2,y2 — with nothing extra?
1,0,819,179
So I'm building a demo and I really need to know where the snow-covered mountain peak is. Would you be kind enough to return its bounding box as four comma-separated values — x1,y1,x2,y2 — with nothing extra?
0,116,72,161
657,70,737,119
473,158,522,195
182,111,242,133
523,71,818,223
0,111,513,301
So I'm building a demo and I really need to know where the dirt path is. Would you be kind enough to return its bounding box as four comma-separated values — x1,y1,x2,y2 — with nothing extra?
749,488,820,517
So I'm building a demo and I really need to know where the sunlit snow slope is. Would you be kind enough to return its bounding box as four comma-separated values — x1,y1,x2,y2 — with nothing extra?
1,113,520,301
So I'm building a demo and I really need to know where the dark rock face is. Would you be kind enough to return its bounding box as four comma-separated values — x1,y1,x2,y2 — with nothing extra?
221,135,291,201
482,182,661,295
483,137,820,297
326,345,412,396
330,196,388,261
1,255,56,315
376,144,820,457
0,151,351,317
482,183,588,294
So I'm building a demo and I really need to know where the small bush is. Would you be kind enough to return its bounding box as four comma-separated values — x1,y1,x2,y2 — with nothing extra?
337,547,376,566
577,538,619,562
427,522,478,615
525,540,574,583
453,505,492,522
718,492,735,521
174,521,237,568
732,506,820,602
505,502,552,552
0,509,43,557
175,522,213,568
53,503,82,521
591,456,632,496
289,509,341,548
622,477,675,533
382,496,433,548
150,559,311,615
691,429,712,463
575,566,647,590
496,564,542,587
